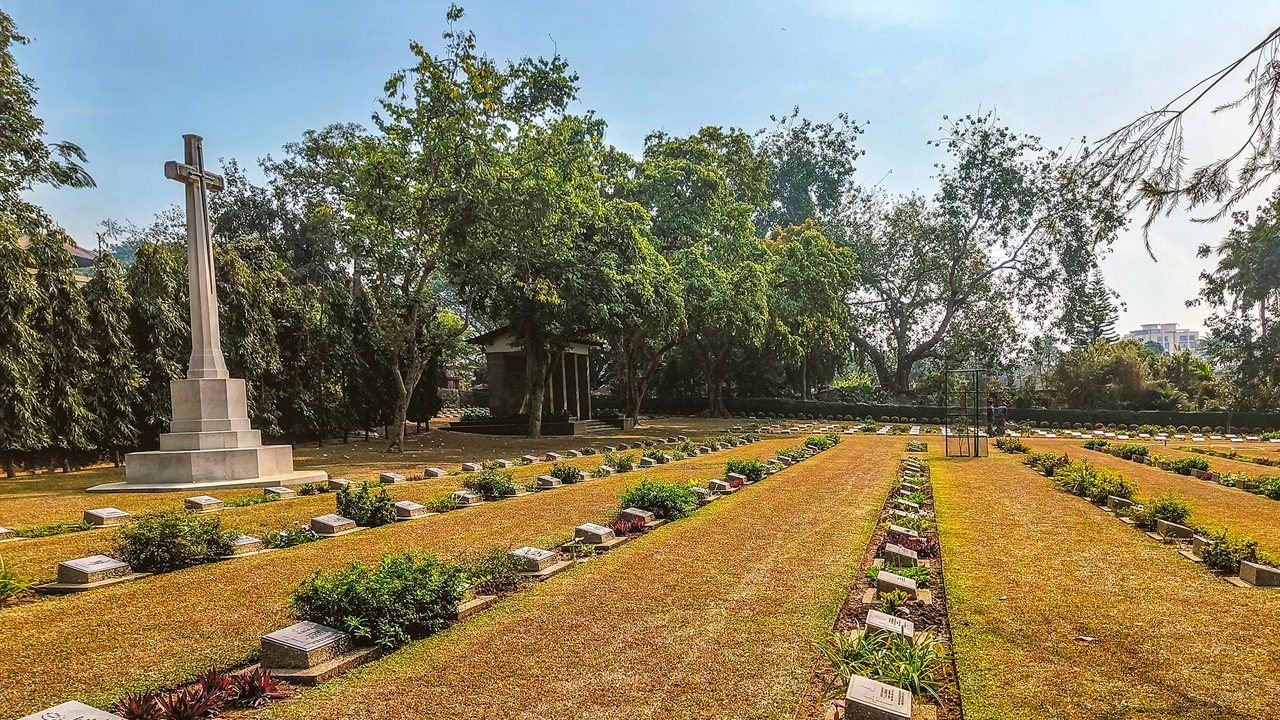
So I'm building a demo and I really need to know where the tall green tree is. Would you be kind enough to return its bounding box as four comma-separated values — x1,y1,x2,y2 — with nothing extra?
0,224,45,476
755,108,864,233
1058,269,1121,347
215,239,284,435
82,252,139,465
841,115,1126,396
28,230,96,471
126,243,188,445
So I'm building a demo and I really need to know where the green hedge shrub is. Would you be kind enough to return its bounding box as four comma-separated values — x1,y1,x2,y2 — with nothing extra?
462,468,518,500
617,478,699,520
116,510,237,573
726,458,767,483
336,482,397,527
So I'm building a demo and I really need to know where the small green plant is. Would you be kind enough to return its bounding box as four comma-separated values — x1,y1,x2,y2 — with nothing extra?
1198,529,1260,573
551,462,581,483
0,557,35,606
462,548,522,595
1134,494,1193,529
643,447,670,463
297,482,331,496
115,510,237,573
725,458,767,483
604,451,637,472
14,520,92,539
290,551,466,649
617,478,699,520
877,589,909,614
868,564,931,586
425,494,463,513
336,482,397,527
225,494,278,508
263,522,321,549
994,437,1030,453
904,490,927,506
812,628,947,702
462,468,518,500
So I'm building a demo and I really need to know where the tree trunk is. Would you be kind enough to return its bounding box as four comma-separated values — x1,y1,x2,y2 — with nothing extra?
523,325,551,439
62,456,71,473
801,355,809,400
4,456,15,478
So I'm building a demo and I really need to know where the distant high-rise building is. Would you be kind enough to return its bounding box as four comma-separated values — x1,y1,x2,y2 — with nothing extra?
1125,323,1200,354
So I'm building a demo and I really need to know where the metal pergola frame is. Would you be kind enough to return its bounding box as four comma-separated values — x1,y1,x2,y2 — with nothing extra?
943,367,989,458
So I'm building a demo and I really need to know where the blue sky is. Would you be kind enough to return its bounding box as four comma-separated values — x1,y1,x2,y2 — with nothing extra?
11,0,1280,333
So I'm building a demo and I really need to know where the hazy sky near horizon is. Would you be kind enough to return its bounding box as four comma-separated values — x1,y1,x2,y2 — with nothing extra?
11,1,1280,334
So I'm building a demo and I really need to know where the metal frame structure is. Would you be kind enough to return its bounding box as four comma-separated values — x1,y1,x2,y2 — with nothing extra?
943,368,989,458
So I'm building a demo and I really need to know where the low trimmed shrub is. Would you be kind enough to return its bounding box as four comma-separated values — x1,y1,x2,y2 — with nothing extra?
336,482,397,527
1198,529,1260,573
462,468,518,500
617,478,699,520
726,458,767,483
1133,495,1192,529
551,462,581,483
115,510,237,573
264,523,322,549
462,548,521,595
604,451,636,473
291,551,466,649
994,437,1030,453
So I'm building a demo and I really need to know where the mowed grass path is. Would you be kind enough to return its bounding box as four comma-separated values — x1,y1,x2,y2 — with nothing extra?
0,438,796,716
1024,438,1280,555
935,452,1280,720
256,438,897,720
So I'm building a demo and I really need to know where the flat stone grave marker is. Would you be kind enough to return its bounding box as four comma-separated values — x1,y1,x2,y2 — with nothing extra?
1106,495,1135,511
461,462,482,472
379,473,405,484
57,555,132,586
545,452,562,462
184,495,223,512
596,465,614,475
310,514,357,537
845,674,911,720
452,490,482,505
491,459,512,468
394,500,429,520
328,478,352,491
17,701,126,720
563,450,580,458
536,475,562,489
424,467,447,478
574,522,616,544
678,435,689,441
779,457,795,467
227,534,264,556
576,470,590,482
708,479,734,494
83,507,130,527
875,569,918,599
261,620,353,670
511,546,558,573
521,455,539,464
865,608,914,639
726,472,748,485
620,507,656,524
900,482,921,493
640,457,657,467
1155,519,1193,540
893,497,920,511
886,524,919,544
264,486,296,500
0,526,13,541
699,445,713,454
1239,560,1280,586
603,445,618,452
882,543,918,567
692,486,713,503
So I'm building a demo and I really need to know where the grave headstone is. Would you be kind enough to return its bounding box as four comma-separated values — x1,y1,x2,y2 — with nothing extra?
452,490,482,505
227,534,263,556
310,514,357,537
620,507,656,524
17,701,126,720
1191,534,1212,558
900,482,921,493
545,452,562,462
726,472,748,485
511,546,558,573
603,445,618,452
875,570,918,599
0,526,13,541
596,465,615,475
461,462,482,472
707,479,733,494
1239,560,1280,586
699,446,713,454
83,508,130,527
520,455,539,464
424,467,447,478
184,495,223,512
844,674,911,720
379,473,405,484
328,478,352,491
260,620,353,669
886,525,919,545
57,555,132,586
577,470,590,482
563,450,580,459
640,457,657,467
264,486,296,500
1106,495,1135,511
864,609,914,640
893,497,920,511
536,475,562,489
1156,519,1193,540
491,459,512,468
574,522,616,544
394,500,429,520
882,543,919,567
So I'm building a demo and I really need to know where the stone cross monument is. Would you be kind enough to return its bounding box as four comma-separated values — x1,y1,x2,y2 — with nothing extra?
89,135,326,493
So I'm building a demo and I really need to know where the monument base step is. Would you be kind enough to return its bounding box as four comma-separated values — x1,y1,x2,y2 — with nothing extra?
518,559,575,582
86,469,328,494
259,645,382,686
36,572,150,595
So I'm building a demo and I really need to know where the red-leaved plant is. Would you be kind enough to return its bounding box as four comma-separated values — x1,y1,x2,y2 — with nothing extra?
228,668,286,708
113,692,162,720
608,517,648,536
156,687,219,720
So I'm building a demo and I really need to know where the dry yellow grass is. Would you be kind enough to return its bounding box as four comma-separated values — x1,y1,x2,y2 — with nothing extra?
1024,438,1280,555
0,437,797,716
935,450,1280,720
254,437,899,720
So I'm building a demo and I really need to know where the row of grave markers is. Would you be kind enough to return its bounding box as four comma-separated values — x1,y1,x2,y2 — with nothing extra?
1019,427,1279,443
842,456,939,720
25,434,772,597
18,433,809,717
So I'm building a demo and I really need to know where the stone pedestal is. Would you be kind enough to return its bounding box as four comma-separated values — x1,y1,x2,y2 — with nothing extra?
91,378,325,493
